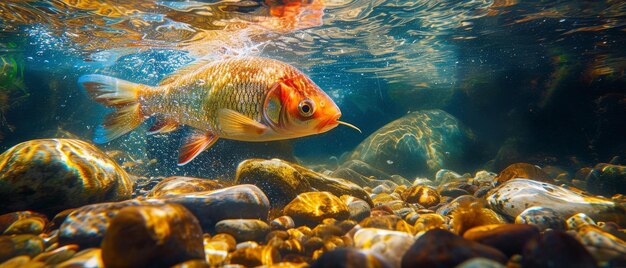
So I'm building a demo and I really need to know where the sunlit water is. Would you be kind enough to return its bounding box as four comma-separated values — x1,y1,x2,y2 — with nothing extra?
0,0,624,178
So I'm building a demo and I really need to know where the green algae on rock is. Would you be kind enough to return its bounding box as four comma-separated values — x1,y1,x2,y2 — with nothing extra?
348,110,470,178
0,139,133,215
101,203,204,268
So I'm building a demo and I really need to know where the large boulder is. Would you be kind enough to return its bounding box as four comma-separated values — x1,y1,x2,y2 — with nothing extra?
348,110,470,178
0,139,133,215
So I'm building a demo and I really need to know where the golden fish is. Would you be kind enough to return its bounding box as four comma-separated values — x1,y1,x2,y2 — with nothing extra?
79,56,359,165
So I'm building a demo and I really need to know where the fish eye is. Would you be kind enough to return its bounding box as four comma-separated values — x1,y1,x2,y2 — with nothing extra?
298,99,315,117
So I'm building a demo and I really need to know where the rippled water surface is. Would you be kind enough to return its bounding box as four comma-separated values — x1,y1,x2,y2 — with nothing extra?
0,0,625,177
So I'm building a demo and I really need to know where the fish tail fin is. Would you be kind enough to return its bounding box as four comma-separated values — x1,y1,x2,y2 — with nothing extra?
78,74,153,143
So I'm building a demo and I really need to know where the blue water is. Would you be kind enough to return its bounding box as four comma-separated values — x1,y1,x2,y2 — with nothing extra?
0,0,625,178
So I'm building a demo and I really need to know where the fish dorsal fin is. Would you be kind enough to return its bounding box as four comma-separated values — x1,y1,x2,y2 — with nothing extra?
178,129,219,166
147,117,179,135
218,108,267,137
159,58,214,86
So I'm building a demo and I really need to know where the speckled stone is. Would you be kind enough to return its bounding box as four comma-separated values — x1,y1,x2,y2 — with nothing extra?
146,176,224,198
161,184,271,231
284,192,349,227
401,229,507,268
354,228,415,267
101,203,204,268
495,163,552,185
401,186,440,208
487,179,626,225
522,230,598,268
270,216,295,231
566,213,626,262
215,219,270,242
463,224,540,257
0,211,48,235
0,139,133,215
566,213,596,230
515,206,565,231
0,234,44,262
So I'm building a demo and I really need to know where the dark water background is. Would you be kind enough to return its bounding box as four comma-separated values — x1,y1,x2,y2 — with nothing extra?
0,0,624,179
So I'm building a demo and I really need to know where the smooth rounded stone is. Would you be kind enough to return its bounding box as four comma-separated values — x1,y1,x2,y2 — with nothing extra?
587,164,626,197
348,110,470,178
401,229,506,268
236,241,259,250
522,230,598,268
311,248,392,268
58,199,160,248
436,195,478,216
270,238,304,256
571,223,626,262
440,188,470,198
473,171,497,185
284,192,349,227
146,176,224,198
171,259,210,268
332,160,392,183
358,215,412,233
463,224,540,257
0,234,44,262
473,187,492,198
265,262,309,268
404,211,420,225
101,203,204,268
372,193,398,205
204,240,229,267
566,213,596,230
294,165,373,208
161,184,271,231
210,233,237,252
234,159,311,208
487,179,626,225
31,244,78,265
215,219,270,242
495,163,552,185
456,257,505,268
449,203,505,236
341,196,371,222
412,178,436,187
0,256,33,267
515,206,565,231
372,184,394,195
230,245,280,267
435,169,465,185
270,216,295,231
354,228,415,267
55,248,102,268
0,139,133,215
0,211,48,235
401,186,440,208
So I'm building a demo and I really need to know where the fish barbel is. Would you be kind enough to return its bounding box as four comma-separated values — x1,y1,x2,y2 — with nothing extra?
79,56,359,165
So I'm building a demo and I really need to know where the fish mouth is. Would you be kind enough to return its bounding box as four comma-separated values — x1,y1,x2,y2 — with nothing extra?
316,113,341,133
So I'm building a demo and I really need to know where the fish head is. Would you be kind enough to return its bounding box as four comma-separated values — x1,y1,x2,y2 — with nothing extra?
263,76,342,137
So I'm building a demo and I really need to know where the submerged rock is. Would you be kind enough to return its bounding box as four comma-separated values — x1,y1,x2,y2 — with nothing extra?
311,248,392,268
341,196,371,222
348,110,469,178
283,192,349,227
354,228,414,267
401,186,440,208
0,211,48,235
101,203,204,268
401,229,507,268
463,224,540,257
515,206,565,231
55,248,103,268
522,230,598,268
161,184,270,231
146,176,224,198
270,216,295,231
566,213,626,262
215,219,270,243
0,234,44,262
0,139,133,215
587,164,626,197
487,178,626,224
229,245,280,267
495,163,552,185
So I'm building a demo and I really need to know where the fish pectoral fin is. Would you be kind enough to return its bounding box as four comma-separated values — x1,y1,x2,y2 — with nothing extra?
177,130,219,166
218,108,267,137
147,117,179,135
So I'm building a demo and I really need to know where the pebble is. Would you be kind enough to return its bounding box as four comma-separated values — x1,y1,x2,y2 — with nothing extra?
456,257,505,268
341,196,371,222
311,248,392,268
100,203,204,268
354,228,414,267
204,240,229,267
487,178,626,225
463,224,540,257
586,164,626,197
229,245,280,267
413,213,447,234
55,248,103,268
401,186,440,208
0,234,44,262
515,206,565,231
146,176,224,198
435,169,464,185
0,211,48,235
0,139,133,215
401,229,507,268
31,244,78,265
284,192,349,227
215,219,270,242
270,216,295,231
495,162,552,185
522,230,598,268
